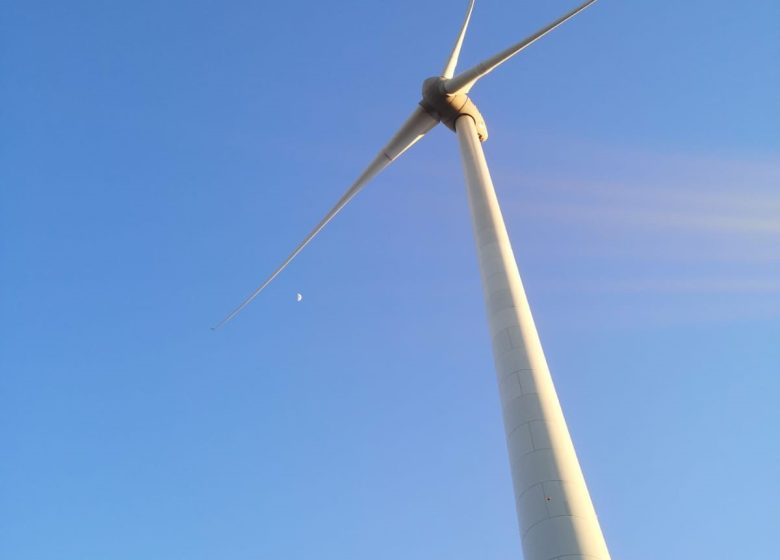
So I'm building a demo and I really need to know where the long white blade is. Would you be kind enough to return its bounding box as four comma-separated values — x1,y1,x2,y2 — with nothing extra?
442,0,476,79
212,106,438,329
445,0,598,94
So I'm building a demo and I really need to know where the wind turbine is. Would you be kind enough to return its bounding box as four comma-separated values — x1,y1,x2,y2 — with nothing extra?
216,1,611,559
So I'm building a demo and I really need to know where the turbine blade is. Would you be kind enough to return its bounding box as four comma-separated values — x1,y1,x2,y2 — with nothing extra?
212,106,438,330
442,0,476,79
445,0,598,94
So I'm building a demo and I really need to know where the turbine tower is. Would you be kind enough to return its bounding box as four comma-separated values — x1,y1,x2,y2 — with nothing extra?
216,2,610,558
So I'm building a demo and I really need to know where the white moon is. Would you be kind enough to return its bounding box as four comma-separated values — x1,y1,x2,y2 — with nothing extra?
296,293,303,302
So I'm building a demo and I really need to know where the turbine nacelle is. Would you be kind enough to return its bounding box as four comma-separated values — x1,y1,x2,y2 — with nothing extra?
420,76,488,142
213,0,599,329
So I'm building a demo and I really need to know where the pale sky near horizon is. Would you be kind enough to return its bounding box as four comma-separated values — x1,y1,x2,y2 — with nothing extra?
2,1,779,559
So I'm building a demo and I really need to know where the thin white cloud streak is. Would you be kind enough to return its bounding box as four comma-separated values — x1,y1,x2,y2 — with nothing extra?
524,200,780,236
502,152,780,237
496,144,780,254
579,277,780,295
489,143,780,323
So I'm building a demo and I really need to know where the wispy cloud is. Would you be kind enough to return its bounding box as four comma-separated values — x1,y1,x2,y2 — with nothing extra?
589,277,780,295
525,200,780,236
489,139,780,323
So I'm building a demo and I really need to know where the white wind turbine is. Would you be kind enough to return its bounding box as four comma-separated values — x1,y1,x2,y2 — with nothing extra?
215,1,610,559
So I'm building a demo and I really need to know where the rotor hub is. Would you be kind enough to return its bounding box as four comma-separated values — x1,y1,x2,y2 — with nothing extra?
419,77,488,142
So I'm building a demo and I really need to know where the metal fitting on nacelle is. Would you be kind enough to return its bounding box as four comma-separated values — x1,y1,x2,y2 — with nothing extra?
419,77,488,142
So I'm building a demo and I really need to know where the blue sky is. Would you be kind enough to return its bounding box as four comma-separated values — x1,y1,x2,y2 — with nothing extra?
2,0,779,558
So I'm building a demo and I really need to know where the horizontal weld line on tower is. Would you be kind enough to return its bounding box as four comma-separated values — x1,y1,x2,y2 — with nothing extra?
503,390,544,407
499,373,538,386
499,366,534,376
503,393,545,409
485,267,516,283
509,445,554,468
549,554,610,560
505,415,545,439
498,366,534,379
522,513,593,539
473,222,497,238
514,478,564,502
499,375,536,398
476,233,500,248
